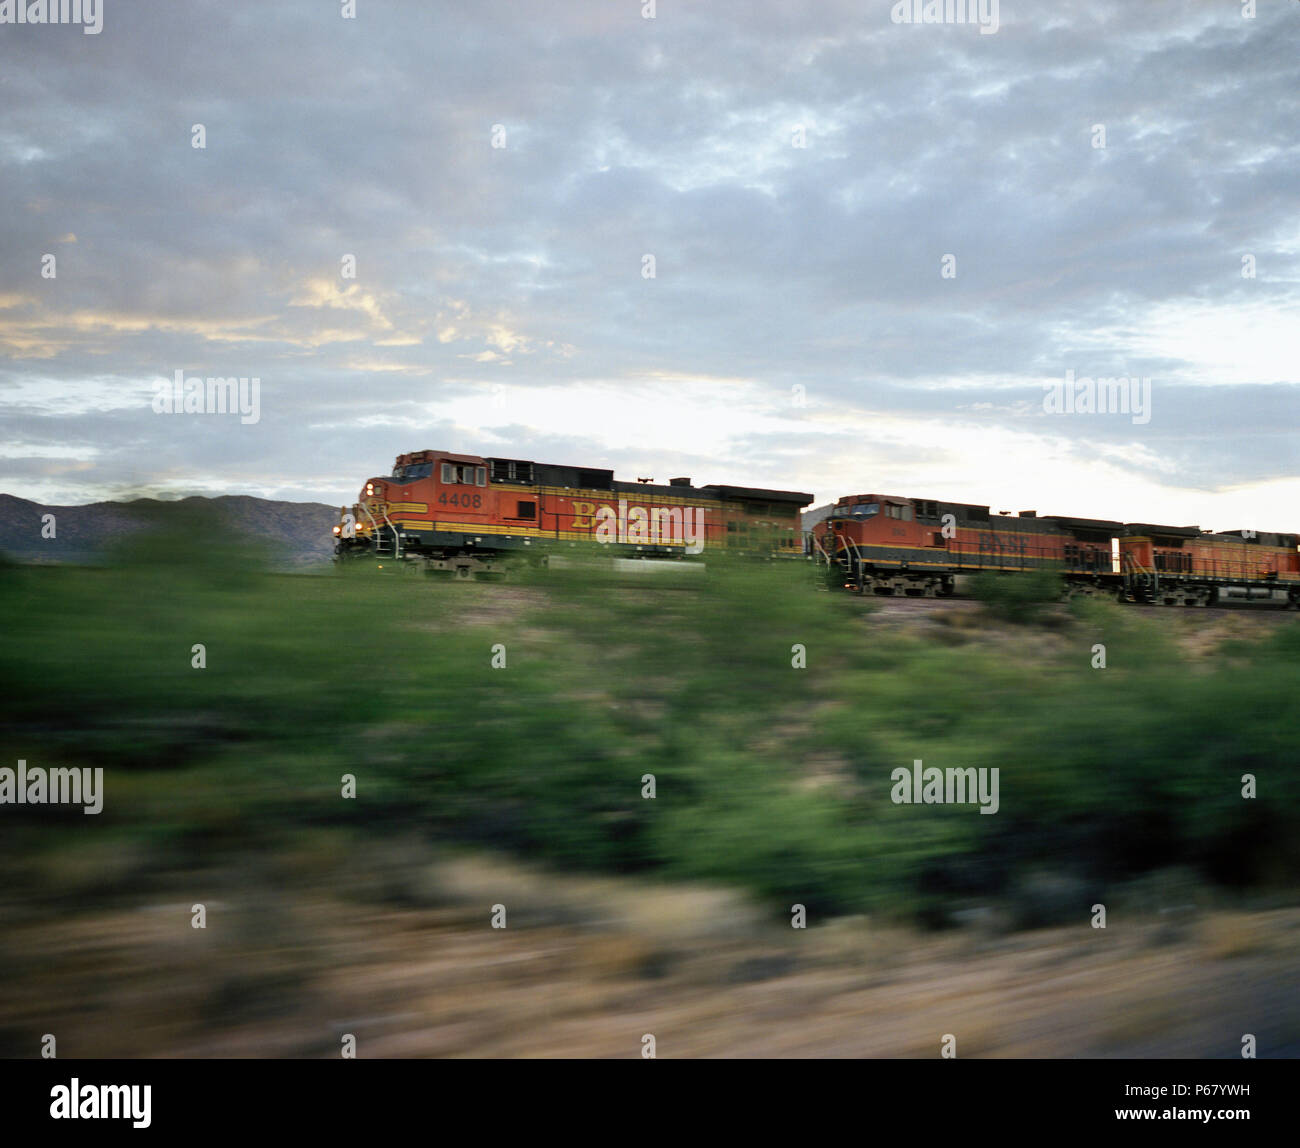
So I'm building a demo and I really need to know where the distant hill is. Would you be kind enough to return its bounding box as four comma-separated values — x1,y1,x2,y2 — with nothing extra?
0,493,338,568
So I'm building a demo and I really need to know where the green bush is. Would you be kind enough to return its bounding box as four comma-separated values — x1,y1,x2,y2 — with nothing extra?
969,568,1063,621
2,538,1296,923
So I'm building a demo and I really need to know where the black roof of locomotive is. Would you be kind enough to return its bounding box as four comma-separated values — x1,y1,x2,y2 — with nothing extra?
1124,523,1202,539
700,484,814,506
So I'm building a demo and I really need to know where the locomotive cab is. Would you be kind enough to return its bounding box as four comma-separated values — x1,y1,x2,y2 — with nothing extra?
336,450,489,550
428,453,489,521
822,495,915,548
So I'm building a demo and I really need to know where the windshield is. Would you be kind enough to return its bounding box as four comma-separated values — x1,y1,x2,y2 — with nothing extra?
833,502,879,519
391,462,433,482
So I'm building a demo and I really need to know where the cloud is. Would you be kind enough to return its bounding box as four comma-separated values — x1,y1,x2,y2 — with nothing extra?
0,0,1294,528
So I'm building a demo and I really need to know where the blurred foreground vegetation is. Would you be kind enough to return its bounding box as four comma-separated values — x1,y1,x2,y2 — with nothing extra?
2,524,1297,926
968,566,1064,621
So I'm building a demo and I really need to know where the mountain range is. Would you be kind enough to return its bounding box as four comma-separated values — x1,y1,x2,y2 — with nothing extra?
0,494,339,568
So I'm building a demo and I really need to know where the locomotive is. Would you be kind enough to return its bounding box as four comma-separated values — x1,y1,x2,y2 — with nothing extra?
333,449,812,578
814,492,1300,606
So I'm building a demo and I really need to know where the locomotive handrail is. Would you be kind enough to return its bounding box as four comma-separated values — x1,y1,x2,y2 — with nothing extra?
1122,551,1158,595
358,500,402,559
382,506,402,559
808,531,834,566
843,536,866,588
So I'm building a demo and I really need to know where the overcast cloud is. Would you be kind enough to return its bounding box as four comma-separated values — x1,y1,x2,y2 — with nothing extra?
1,0,1296,530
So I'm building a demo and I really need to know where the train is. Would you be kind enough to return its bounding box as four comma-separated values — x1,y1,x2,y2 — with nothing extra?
814,492,1300,606
333,449,1300,606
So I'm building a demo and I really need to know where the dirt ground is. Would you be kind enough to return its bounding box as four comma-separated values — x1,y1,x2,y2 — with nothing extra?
2,855,1296,1059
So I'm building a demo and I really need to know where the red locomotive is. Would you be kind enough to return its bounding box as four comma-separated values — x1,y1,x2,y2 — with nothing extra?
815,492,1300,606
334,449,812,578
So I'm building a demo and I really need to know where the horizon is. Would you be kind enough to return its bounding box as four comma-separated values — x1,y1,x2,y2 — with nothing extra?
0,476,1268,538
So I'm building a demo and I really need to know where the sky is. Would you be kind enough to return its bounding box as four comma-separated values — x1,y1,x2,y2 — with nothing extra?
1,0,1297,532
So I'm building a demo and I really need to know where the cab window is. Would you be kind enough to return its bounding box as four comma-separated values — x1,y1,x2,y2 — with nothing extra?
441,463,487,486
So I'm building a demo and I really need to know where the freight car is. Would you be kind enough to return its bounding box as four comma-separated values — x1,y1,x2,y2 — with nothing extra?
334,449,813,578
814,492,1300,607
